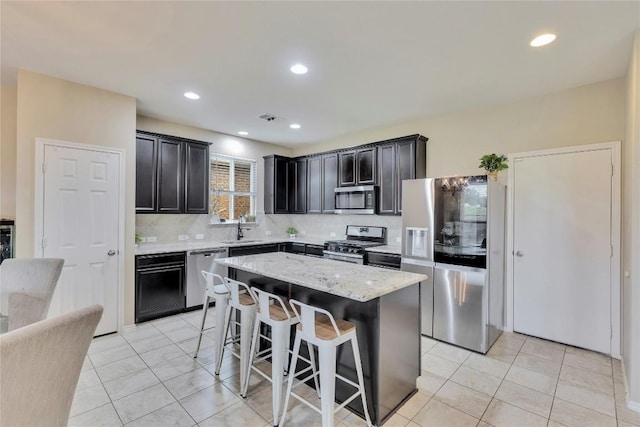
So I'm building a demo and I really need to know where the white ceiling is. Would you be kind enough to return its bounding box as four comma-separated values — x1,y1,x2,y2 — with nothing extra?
2,1,638,147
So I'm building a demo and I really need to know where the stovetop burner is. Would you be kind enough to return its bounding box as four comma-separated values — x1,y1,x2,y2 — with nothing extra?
323,225,388,259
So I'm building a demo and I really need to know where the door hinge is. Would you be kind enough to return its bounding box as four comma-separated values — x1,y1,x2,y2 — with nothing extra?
611,164,614,177
611,325,613,339
42,162,47,174
611,244,614,258
41,237,47,248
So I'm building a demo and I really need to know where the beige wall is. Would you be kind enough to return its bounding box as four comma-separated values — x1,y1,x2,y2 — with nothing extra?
0,85,17,219
293,78,625,178
136,115,293,213
623,32,640,408
15,70,137,324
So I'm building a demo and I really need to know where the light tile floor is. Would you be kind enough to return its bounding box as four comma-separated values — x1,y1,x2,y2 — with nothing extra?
70,308,640,427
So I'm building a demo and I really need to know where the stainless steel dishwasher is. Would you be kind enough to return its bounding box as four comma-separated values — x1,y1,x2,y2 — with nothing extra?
186,247,228,308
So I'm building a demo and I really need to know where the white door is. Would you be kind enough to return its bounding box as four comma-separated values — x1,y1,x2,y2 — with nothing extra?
513,148,612,354
42,144,120,336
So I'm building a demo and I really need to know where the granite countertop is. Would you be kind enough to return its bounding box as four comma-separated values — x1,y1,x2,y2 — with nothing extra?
215,252,426,302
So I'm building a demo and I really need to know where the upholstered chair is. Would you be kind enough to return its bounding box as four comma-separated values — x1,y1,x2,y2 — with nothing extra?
0,258,64,330
0,304,103,427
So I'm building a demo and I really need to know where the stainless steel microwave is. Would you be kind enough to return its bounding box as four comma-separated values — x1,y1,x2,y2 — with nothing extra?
334,186,378,214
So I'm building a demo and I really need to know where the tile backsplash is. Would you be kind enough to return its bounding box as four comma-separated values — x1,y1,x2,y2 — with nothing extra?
135,213,401,245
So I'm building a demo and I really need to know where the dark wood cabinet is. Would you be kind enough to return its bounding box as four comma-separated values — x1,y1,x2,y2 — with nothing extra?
307,156,322,214
264,155,290,214
157,138,183,213
228,243,280,257
135,134,157,212
263,134,426,216
339,147,376,187
377,135,428,215
356,147,376,184
290,158,307,214
135,253,185,323
308,154,338,214
338,150,356,186
322,153,338,214
136,131,210,214
377,143,397,214
184,142,210,214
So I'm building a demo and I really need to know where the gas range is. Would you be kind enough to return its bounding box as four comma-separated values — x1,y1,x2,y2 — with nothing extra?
323,225,387,264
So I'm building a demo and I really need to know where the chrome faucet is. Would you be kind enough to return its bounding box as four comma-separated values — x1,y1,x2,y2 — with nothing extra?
237,215,244,240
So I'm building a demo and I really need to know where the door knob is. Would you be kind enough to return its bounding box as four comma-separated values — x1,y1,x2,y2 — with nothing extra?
107,250,116,256
515,251,524,257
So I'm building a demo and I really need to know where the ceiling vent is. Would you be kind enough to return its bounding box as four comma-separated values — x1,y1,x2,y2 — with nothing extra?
258,114,283,122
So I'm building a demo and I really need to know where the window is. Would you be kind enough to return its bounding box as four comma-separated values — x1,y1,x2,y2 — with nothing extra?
210,154,257,222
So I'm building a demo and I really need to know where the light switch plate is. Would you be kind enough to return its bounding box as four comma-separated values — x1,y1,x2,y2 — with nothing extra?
195,234,204,240
146,236,157,243
265,230,272,236
330,232,336,237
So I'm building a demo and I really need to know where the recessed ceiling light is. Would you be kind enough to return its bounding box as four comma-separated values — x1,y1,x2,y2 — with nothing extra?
530,33,556,47
290,64,308,75
290,124,301,129
237,131,248,136
184,91,200,100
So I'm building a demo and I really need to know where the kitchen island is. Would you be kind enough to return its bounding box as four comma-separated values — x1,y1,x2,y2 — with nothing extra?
215,252,427,425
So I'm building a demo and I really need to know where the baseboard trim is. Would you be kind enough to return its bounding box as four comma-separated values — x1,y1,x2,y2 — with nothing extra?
621,358,640,413
628,397,640,413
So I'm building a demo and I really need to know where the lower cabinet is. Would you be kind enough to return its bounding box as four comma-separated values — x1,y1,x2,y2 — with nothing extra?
135,252,185,323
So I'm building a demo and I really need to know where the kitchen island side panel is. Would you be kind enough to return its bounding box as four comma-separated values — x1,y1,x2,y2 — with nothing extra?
379,283,421,420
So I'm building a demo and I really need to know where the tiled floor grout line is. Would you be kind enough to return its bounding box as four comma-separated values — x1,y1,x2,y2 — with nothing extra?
77,323,632,427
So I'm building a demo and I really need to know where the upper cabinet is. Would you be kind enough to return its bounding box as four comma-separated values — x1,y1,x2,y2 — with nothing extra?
321,153,338,213
263,134,426,216
184,142,210,214
135,134,158,212
377,135,427,215
290,157,307,214
135,131,209,214
264,156,310,214
264,155,290,214
307,153,338,214
338,146,376,187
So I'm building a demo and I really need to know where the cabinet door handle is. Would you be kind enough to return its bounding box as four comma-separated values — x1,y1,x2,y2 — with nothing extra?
515,251,524,257
108,250,116,256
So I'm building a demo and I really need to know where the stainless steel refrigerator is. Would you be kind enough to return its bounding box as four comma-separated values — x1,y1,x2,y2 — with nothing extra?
401,176,505,353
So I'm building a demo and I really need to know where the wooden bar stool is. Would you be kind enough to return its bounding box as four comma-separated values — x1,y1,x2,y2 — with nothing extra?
194,271,229,362
280,300,372,427
241,288,319,424
216,278,257,390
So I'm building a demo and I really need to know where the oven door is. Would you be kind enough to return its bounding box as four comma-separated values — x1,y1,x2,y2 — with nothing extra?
323,250,363,264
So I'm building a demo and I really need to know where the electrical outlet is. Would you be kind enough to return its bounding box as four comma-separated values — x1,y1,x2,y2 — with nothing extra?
195,234,204,240
330,232,336,237
139,236,147,243
178,234,190,241
300,230,306,235
396,237,401,243
146,236,157,243
265,230,272,236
